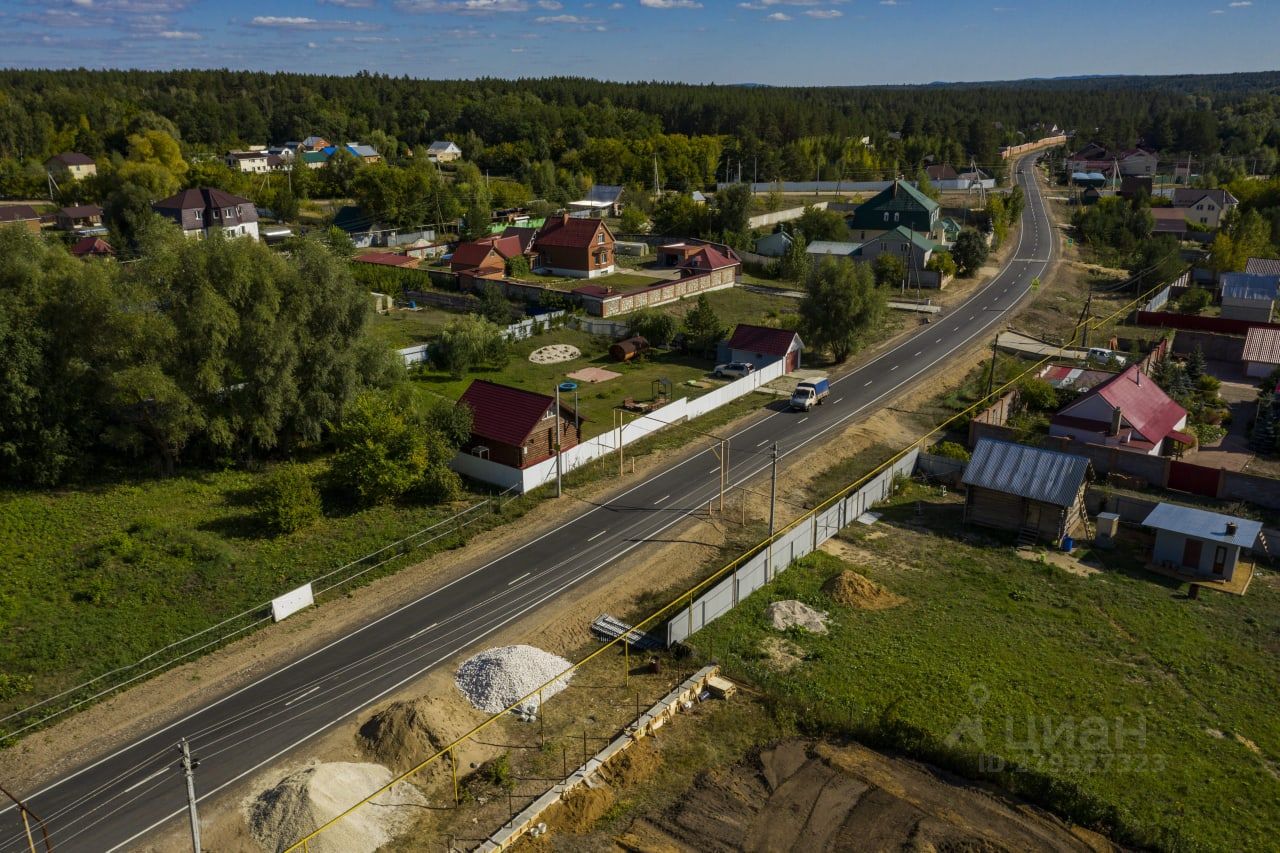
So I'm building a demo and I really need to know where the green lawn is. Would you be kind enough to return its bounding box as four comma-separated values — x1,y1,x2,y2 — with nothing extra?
660,286,799,330
521,271,667,292
694,482,1280,852
411,327,731,439
365,307,458,349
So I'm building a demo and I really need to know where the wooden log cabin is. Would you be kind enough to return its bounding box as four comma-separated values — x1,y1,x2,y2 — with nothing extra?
961,438,1092,544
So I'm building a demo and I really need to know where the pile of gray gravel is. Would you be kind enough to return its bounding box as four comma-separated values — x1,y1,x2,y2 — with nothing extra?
454,644,573,714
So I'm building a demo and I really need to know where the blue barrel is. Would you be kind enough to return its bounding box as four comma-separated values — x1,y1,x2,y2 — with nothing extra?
1061,536,1074,553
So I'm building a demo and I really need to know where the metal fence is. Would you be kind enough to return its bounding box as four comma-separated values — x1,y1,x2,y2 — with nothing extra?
666,449,919,645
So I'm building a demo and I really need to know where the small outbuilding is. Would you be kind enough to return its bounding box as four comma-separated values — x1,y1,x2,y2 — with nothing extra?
610,336,650,362
961,438,1092,544
1141,502,1261,584
1220,272,1280,323
724,324,803,373
1243,327,1280,378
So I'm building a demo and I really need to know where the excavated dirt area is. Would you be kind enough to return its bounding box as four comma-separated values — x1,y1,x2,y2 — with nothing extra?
822,569,906,610
611,739,1110,853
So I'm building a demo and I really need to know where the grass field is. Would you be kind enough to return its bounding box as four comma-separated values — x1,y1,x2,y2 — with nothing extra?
366,307,458,348
692,482,1280,852
411,327,733,439
0,460,507,724
524,271,666,292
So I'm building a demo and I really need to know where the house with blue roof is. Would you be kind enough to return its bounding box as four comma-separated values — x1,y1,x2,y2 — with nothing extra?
1142,502,1260,590
1220,272,1280,323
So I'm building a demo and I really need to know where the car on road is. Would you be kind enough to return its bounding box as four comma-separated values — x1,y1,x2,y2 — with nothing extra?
1087,347,1128,367
714,362,754,379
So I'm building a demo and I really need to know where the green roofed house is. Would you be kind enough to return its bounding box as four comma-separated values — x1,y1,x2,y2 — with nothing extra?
853,225,942,270
300,150,329,170
847,178,941,244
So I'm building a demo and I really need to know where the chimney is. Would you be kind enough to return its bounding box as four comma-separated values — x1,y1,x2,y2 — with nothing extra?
1110,406,1123,436
1136,370,1141,386
561,213,570,226
1226,522,1238,536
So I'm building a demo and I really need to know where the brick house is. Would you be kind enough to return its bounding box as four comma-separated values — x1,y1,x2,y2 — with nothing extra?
457,380,583,469
450,241,506,277
533,215,615,278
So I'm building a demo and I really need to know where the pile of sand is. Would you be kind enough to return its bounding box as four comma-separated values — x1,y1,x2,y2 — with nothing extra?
357,698,451,774
246,761,424,853
765,600,829,634
455,644,573,713
529,344,581,364
822,570,905,610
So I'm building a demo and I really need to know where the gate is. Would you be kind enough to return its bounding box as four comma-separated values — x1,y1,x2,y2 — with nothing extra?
1167,460,1220,497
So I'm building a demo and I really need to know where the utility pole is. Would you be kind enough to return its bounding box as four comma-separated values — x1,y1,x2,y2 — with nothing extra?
767,443,778,580
0,784,52,853
1078,292,1093,350
985,337,999,400
179,738,201,853
555,383,563,498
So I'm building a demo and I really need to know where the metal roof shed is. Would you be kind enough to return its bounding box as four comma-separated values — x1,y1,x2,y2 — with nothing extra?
961,438,1092,544
1142,503,1261,584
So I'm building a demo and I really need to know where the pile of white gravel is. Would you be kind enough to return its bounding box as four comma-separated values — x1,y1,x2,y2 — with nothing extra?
766,599,829,634
246,761,424,853
455,644,573,714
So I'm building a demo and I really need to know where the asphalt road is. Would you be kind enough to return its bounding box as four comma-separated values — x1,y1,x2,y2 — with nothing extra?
0,153,1056,853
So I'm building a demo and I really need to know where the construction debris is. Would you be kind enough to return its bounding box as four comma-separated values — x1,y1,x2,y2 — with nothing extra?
455,644,573,714
590,614,662,650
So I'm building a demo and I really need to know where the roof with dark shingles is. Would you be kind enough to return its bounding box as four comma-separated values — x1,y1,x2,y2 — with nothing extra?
501,226,537,254
47,152,94,167
962,438,1091,507
727,323,801,357
459,380,580,447
59,204,102,218
154,187,254,213
0,205,39,223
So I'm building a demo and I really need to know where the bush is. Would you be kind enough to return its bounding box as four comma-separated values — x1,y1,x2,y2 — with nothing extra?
1017,377,1058,413
926,251,957,278
1178,287,1211,314
931,441,971,461
257,464,322,533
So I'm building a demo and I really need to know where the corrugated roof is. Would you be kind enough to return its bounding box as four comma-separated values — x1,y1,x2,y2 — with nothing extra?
860,179,940,215
0,205,39,222
450,241,502,268
1172,188,1238,208
585,185,624,204
681,245,737,272
1142,503,1262,547
48,151,95,166
727,324,801,357
962,439,1091,507
1221,272,1280,302
1243,327,1280,365
355,252,415,268
805,240,860,255
59,204,102,218
1245,257,1280,277
459,380,579,448
71,236,114,256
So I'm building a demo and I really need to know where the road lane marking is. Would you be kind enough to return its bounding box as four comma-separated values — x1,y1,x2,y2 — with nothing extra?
587,529,607,542
913,351,922,357
798,416,809,423
407,622,439,640
833,397,843,404
891,364,899,370
935,338,942,343
864,380,872,386
123,768,169,794
654,494,670,504
508,572,531,586
756,439,769,447
284,685,321,707
969,315,975,320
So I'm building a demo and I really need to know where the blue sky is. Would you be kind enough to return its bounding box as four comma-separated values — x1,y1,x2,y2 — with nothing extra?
1,0,1276,86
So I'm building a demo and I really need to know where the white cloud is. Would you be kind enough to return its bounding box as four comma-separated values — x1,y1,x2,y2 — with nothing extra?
805,8,841,16
249,15,382,29
72,0,94,7
535,13,602,22
307,40,318,47
1209,8,1225,12
318,0,376,7
610,1,623,6
537,0,562,7
1228,1,1251,6
396,0,529,11
640,0,702,8
741,0,843,6
766,11,791,19
880,0,898,5
158,29,200,38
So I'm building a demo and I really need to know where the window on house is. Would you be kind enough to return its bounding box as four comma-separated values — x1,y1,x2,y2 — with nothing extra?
597,233,604,244
883,212,889,222
894,213,900,222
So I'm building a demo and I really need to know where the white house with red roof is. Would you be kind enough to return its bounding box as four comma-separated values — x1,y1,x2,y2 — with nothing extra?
1049,365,1192,455
724,323,803,373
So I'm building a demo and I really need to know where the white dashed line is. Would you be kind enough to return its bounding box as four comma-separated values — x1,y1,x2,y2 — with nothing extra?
798,416,809,423
834,397,844,404
654,494,670,504
756,439,769,447
913,351,922,357
587,529,607,542
408,622,439,640
123,769,169,794
283,686,321,707
508,572,531,586
891,364,899,371
864,380,872,386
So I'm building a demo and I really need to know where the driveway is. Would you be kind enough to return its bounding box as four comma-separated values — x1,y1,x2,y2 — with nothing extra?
1186,359,1256,472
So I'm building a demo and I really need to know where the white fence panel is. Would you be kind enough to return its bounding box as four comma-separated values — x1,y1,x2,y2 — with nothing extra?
451,452,526,491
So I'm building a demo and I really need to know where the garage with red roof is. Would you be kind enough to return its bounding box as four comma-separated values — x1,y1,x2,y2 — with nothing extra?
725,323,803,373
457,379,583,468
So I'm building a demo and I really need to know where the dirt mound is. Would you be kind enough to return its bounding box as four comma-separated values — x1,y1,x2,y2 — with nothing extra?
765,599,828,633
760,636,805,672
551,784,616,834
245,761,424,853
600,737,663,788
822,570,905,610
357,698,449,774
